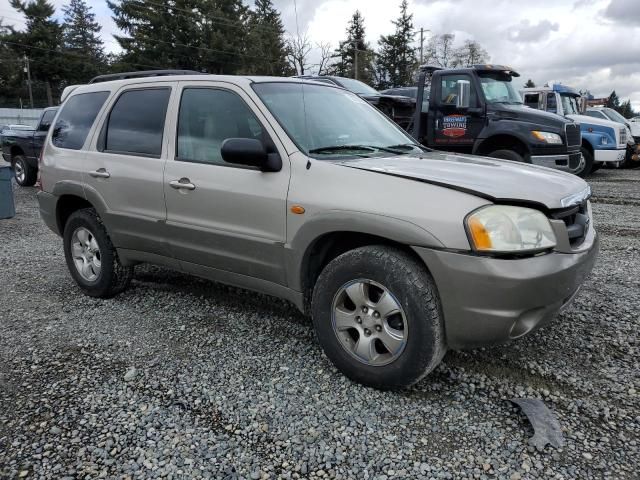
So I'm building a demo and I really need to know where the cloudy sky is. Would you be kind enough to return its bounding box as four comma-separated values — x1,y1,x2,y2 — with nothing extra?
1,0,639,109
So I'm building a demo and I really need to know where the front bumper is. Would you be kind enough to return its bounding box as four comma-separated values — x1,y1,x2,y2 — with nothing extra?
414,228,599,349
530,151,583,173
594,148,625,163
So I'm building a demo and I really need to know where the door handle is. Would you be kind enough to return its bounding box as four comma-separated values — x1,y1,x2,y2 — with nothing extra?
89,168,110,178
169,178,196,191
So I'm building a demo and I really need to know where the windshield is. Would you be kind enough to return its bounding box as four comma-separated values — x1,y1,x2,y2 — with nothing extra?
253,82,421,159
335,77,380,96
559,93,581,115
478,73,522,104
602,108,628,124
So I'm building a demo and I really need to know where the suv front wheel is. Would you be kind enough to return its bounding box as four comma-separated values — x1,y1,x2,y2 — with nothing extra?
63,208,133,298
311,246,446,390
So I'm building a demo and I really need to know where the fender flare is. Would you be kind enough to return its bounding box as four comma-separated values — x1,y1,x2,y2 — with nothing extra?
285,210,445,292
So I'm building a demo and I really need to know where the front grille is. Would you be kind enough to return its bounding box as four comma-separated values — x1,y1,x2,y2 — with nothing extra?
565,123,581,147
619,128,627,145
550,200,590,247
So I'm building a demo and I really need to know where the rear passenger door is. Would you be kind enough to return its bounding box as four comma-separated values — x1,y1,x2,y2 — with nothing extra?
83,82,175,257
162,81,290,285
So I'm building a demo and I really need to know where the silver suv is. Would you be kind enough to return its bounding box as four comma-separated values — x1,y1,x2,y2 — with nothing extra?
38,72,599,389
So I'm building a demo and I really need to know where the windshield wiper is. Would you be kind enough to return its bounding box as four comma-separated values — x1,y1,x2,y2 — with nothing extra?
309,144,408,155
386,143,431,152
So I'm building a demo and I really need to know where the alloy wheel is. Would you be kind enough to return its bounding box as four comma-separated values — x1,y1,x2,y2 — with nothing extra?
331,279,408,366
71,227,102,282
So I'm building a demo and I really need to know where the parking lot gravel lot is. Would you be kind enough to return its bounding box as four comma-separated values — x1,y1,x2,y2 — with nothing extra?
1,168,639,480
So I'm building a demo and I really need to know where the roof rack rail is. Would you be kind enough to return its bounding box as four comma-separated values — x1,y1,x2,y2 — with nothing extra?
89,69,204,84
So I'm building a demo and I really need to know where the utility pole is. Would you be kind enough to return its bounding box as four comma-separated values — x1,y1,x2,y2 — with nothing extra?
23,55,33,109
420,28,424,64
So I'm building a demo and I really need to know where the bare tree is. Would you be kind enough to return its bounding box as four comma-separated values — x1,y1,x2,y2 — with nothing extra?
286,32,312,75
453,39,489,67
315,41,332,75
436,33,455,68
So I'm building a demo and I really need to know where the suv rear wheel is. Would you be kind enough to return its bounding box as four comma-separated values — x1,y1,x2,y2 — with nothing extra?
311,246,446,390
12,155,37,187
63,208,133,298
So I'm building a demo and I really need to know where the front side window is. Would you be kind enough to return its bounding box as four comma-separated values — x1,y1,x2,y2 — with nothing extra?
39,109,57,131
478,72,522,105
104,88,171,157
440,74,475,105
253,82,421,159
560,94,580,115
546,93,558,114
177,88,265,165
52,92,109,150
523,93,539,109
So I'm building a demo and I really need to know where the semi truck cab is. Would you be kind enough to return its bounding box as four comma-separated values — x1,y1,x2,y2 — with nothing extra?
522,84,628,175
412,65,584,175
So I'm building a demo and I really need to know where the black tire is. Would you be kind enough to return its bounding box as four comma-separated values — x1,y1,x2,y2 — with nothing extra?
63,208,133,298
311,246,446,390
577,146,594,178
487,149,527,163
591,162,602,173
12,155,37,187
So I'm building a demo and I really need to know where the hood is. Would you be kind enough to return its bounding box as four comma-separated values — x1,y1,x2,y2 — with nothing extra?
332,152,589,210
568,114,621,130
499,103,572,129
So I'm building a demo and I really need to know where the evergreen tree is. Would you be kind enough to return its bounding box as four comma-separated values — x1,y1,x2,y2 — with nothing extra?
108,0,248,74
524,79,536,88
62,0,106,83
328,11,375,85
375,0,417,89
4,0,64,105
606,90,620,109
619,99,634,118
243,0,291,75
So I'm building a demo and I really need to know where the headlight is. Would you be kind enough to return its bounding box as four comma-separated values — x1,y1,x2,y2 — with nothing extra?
531,131,563,144
466,205,556,253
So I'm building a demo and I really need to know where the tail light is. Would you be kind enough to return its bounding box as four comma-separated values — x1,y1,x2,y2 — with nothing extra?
36,148,44,191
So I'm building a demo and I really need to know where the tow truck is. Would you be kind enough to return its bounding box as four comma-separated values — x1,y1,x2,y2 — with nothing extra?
522,84,631,175
410,65,584,175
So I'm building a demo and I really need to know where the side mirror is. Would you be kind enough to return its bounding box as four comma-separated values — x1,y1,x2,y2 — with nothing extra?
38,123,50,132
221,138,282,172
456,80,471,109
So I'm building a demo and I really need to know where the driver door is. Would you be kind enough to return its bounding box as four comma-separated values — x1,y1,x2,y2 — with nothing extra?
430,73,484,151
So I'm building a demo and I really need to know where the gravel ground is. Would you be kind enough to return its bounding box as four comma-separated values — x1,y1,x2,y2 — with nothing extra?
1,168,639,480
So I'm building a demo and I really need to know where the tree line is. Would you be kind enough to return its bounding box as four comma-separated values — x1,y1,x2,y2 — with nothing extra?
0,0,496,108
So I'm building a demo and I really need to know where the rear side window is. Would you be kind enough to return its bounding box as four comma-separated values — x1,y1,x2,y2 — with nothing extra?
104,88,171,157
52,92,109,150
176,88,265,166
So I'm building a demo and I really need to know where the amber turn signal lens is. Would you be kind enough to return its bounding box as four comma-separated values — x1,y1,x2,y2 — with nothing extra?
467,216,492,250
290,205,305,214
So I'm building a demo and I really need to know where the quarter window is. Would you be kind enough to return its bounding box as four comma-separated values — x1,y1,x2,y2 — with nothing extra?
104,88,171,157
52,92,109,150
177,88,265,166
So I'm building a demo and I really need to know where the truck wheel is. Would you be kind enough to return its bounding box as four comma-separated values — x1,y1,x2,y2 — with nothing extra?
12,155,37,187
63,208,133,298
311,246,446,390
576,147,594,178
591,162,602,173
487,149,526,163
